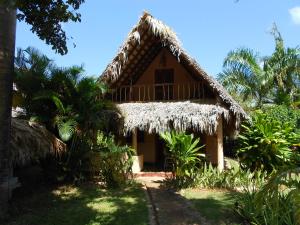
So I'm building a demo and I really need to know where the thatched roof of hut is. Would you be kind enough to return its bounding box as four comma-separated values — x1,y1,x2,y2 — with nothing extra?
100,12,248,123
11,118,66,166
118,102,231,135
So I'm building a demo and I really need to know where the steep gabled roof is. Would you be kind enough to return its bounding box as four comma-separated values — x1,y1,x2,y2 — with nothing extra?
100,12,248,123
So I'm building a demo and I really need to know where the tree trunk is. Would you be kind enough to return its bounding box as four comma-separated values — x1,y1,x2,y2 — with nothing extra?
0,4,16,217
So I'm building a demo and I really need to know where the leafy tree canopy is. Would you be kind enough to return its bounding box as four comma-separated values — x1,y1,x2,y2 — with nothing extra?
1,0,85,55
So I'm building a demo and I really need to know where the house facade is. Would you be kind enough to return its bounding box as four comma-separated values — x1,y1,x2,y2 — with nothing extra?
100,12,247,171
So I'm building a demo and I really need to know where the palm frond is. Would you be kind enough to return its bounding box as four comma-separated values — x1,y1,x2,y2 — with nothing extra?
55,116,78,142
33,90,65,114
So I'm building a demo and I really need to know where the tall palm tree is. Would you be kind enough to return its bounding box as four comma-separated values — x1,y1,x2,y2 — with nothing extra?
0,5,16,216
217,48,273,108
218,26,300,109
267,26,300,106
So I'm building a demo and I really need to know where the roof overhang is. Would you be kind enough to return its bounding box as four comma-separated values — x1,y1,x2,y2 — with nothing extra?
117,101,233,135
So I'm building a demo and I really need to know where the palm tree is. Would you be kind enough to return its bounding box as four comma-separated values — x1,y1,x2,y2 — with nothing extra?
0,5,16,216
267,26,300,106
14,47,110,143
217,48,273,108
218,25,300,109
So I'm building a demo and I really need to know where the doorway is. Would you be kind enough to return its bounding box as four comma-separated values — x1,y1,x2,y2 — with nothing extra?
155,134,166,169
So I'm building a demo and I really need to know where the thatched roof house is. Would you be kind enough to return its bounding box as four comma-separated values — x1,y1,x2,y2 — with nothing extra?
11,118,65,166
100,12,247,171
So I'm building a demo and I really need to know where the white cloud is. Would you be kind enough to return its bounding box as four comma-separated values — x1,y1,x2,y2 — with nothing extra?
289,7,300,25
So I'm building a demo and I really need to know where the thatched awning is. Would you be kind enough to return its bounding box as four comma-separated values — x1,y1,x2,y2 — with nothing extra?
117,102,230,135
11,119,66,166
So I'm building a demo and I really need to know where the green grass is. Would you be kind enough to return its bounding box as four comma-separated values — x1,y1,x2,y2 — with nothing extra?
2,183,149,225
181,189,242,225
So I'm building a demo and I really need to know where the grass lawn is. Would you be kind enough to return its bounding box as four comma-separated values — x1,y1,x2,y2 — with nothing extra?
180,189,242,225
2,183,149,225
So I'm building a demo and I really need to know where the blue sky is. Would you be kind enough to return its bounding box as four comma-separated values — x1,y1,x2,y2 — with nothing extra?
16,0,300,78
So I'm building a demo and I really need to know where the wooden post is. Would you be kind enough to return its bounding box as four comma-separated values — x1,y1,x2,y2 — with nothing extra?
132,128,138,154
205,117,224,171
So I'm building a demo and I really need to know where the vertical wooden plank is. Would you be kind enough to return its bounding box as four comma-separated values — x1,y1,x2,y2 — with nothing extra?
129,86,132,101
177,84,180,100
138,86,141,102
193,83,196,99
183,84,185,100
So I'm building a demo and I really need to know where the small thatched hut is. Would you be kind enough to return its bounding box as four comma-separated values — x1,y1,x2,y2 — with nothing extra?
1,118,65,197
100,12,248,171
11,118,65,166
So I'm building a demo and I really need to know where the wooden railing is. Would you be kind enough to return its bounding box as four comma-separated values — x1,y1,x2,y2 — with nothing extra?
110,82,207,102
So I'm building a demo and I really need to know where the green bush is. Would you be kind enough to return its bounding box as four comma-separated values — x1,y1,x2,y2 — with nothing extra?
195,163,267,190
95,133,134,188
237,111,300,172
235,167,300,225
261,105,300,132
160,131,204,187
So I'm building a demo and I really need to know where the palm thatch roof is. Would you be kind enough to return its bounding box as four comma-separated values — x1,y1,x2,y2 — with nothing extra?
118,102,231,135
100,12,249,130
11,118,66,166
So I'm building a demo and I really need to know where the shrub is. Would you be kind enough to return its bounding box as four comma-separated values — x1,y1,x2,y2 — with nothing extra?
195,163,267,190
237,111,300,172
261,105,300,132
160,131,204,187
235,167,300,225
95,133,134,188
41,133,134,187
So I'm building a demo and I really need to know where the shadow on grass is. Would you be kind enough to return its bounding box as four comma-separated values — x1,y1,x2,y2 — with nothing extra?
1,183,148,225
181,189,243,225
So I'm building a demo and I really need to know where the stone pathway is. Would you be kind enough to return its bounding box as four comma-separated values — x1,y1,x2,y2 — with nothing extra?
136,176,208,225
